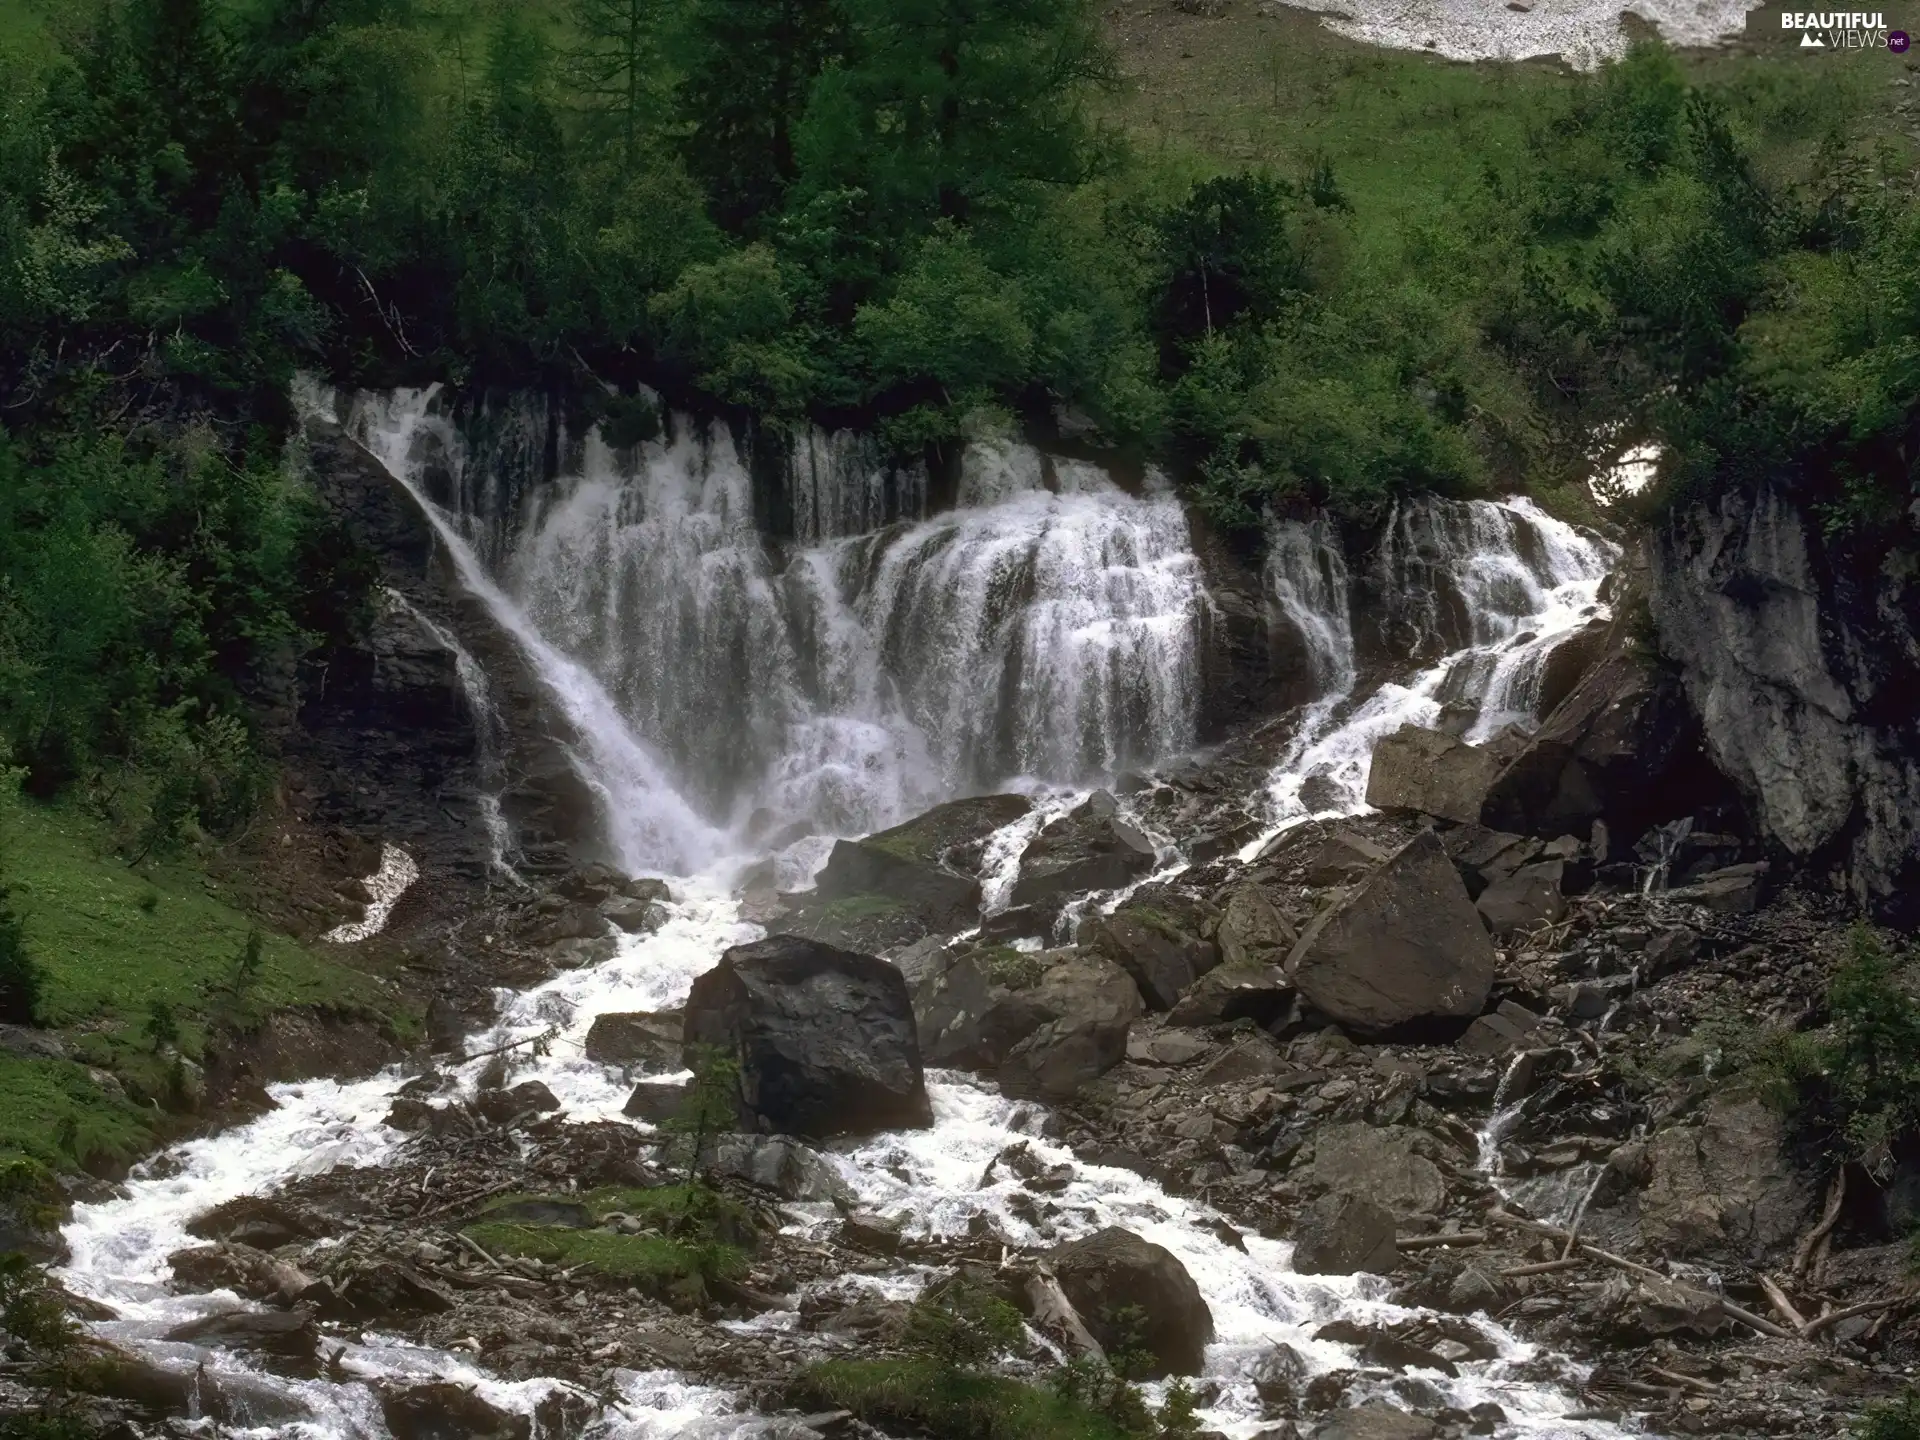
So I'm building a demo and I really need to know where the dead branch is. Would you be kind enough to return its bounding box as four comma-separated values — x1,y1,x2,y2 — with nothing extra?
1646,1366,1720,1396
1799,1292,1915,1338
1794,1171,1847,1284
1399,1231,1487,1250
1759,1273,1809,1332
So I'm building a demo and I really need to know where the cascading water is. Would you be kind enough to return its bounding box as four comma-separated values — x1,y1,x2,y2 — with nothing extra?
57,393,1631,1439
351,388,1202,844
1253,497,1616,836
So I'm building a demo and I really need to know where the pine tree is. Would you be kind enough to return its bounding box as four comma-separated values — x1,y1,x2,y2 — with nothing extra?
795,0,1117,237
674,0,848,231
568,0,672,174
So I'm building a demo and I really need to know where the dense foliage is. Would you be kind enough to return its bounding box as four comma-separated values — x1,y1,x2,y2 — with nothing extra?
0,0,1912,830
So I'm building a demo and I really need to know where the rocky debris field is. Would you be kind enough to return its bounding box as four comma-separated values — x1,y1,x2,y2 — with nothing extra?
17,706,1920,1440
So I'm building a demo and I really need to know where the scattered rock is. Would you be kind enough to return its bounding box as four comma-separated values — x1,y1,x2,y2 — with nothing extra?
1290,1193,1398,1276
1000,1018,1130,1101
683,934,932,1139
186,1197,328,1250
1216,886,1296,968
1049,1227,1213,1378
168,1243,314,1305
1302,831,1390,886
1287,832,1496,1035
1166,964,1295,1029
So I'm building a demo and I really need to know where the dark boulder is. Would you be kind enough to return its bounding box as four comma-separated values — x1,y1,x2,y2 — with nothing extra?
622,1080,687,1125
1287,832,1495,1036
475,1080,560,1124
683,934,932,1139
1080,907,1219,1011
911,946,1054,1070
1166,964,1294,1029
1301,831,1390,887
1365,725,1501,826
1290,1193,1398,1276
1010,794,1158,910
1310,1406,1438,1440
1215,886,1295,968
168,1243,313,1305
815,795,1032,930
583,1011,684,1069
382,1383,532,1440
186,1197,328,1250
1049,1227,1213,1378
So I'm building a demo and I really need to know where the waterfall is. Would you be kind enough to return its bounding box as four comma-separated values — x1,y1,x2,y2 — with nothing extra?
1256,496,1616,832
345,388,1203,850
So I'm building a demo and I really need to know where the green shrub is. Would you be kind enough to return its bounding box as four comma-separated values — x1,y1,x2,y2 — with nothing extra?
1857,1392,1920,1440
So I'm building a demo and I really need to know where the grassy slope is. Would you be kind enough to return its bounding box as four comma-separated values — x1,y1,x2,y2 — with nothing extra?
2,801,408,1174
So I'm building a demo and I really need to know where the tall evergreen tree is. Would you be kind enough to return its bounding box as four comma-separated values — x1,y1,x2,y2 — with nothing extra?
794,0,1116,237
568,0,671,173
674,0,848,231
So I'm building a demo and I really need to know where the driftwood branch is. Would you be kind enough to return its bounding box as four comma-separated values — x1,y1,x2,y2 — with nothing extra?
1794,1171,1847,1284
1399,1231,1487,1250
1759,1273,1809,1332
1800,1292,1915,1338
1023,1266,1106,1365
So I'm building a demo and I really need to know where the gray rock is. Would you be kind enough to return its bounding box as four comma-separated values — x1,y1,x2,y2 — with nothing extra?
911,946,1052,1070
1196,1033,1284,1086
1666,863,1768,915
1000,1018,1129,1101
1287,832,1496,1035
1297,1123,1448,1219
1165,963,1295,1029
1030,951,1145,1030
1010,798,1158,910
684,934,932,1139
583,1010,684,1070
707,1135,853,1205
1290,1193,1398,1275
168,1243,314,1305
1302,831,1390,886
816,795,1033,929
538,902,610,944
1081,907,1220,1011
164,1308,318,1359
1593,1273,1728,1341
381,1383,532,1440
1049,1227,1214,1378
1366,725,1502,825
622,1080,687,1125
1639,1095,1814,1261
1457,1002,1542,1056
1652,482,1920,924
1216,886,1296,968
1473,860,1566,937
601,896,667,934
1311,1404,1437,1440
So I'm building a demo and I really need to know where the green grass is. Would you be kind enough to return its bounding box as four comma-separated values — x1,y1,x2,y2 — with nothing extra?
792,1359,1136,1440
0,799,409,1176
984,946,1044,990
467,1183,755,1300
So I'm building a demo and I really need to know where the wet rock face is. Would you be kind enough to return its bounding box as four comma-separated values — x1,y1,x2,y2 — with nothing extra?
1653,483,1920,923
814,794,1032,931
1286,831,1496,1036
683,934,933,1139
1048,1226,1214,1377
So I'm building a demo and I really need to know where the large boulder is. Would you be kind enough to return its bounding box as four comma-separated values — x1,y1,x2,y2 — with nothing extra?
1166,964,1294,1029
163,1308,319,1361
168,1243,313,1306
683,935,932,1139
583,1011,683,1070
1296,1123,1448,1219
1290,1193,1398,1276
1286,831,1495,1035
815,795,1032,930
1365,725,1502,826
1080,907,1219,1011
1010,793,1158,911
381,1383,531,1440
1049,1227,1213,1378
707,1135,854,1205
1311,1406,1438,1440
1638,1095,1815,1261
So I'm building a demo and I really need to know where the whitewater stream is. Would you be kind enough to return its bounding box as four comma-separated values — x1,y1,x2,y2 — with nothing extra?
59,388,1622,1439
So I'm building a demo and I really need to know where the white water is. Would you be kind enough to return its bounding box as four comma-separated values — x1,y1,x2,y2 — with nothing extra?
59,396,1628,1438
1250,497,1614,844
323,845,421,944
348,388,1202,847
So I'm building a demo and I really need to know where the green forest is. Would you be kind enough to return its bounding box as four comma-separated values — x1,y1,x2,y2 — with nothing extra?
0,0,1914,841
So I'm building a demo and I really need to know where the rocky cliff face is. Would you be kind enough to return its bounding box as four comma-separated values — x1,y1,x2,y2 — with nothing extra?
1651,485,1920,924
